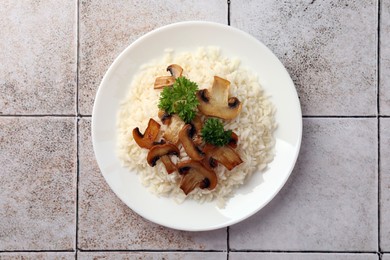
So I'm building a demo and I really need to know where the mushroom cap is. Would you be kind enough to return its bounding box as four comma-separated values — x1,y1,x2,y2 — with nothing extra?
167,64,183,78
197,76,242,120
177,160,217,195
146,143,180,167
132,118,161,149
179,124,204,161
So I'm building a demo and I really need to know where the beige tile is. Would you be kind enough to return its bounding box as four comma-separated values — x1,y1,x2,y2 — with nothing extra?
78,251,226,260
0,252,75,260
78,118,226,250
0,1,76,115
229,118,378,251
231,1,377,116
381,0,390,115
381,118,390,250
0,117,76,250
230,252,378,260
78,0,227,115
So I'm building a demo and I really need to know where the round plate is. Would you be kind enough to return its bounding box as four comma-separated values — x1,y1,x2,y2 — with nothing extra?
92,21,302,231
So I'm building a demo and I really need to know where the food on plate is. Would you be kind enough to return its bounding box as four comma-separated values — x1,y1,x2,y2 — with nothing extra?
158,76,199,123
197,76,242,120
117,47,276,207
147,143,180,174
132,118,161,149
178,160,217,195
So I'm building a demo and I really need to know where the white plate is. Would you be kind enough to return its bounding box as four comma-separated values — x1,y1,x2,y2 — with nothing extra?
92,21,302,231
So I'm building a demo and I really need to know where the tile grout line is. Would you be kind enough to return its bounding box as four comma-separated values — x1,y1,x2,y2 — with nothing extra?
75,0,80,259
377,0,381,255
227,227,230,259
227,0,231,26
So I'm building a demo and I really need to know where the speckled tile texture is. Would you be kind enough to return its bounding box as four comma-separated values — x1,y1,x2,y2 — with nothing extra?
0,252,75,260
231,0,377,116
0,117,76,250
381,0,390,115
381,118,390,250
78,118,226,250
0,1,76,115
229,119,378,251
78,0,227,115
78,252,226,260
383,254,390,260
229,253,378,260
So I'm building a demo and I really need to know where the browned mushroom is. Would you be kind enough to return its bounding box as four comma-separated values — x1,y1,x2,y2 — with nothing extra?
167,64,183,78
132,118,161,149
154,76,175,89
147,143,180,174
228,132,238,149
177,160,217,195
197,76,242,120
158,110,172,125
203,143,243,171
154,64,183,89
191,115,203,145
179,124,204,161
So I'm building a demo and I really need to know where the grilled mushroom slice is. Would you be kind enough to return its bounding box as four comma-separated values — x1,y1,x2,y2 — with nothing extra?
179,124,204,161
147,143,180,174
203,143,243,171
197,76,242,120
154,76,175,89
177,160,217,195
158,110,172,125
154,64,183,89
228,132,239,149
167,64,183,78
132,118,161,149
191,115,203,145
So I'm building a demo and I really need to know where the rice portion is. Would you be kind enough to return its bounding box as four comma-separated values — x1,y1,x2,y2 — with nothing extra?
117,47,276,207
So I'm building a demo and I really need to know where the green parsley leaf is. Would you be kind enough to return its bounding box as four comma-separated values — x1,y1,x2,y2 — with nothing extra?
158,76,199,123
201,118,233,147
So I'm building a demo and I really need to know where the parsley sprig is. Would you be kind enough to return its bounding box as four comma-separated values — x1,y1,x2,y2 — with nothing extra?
158,76,199,123
201,118,232,147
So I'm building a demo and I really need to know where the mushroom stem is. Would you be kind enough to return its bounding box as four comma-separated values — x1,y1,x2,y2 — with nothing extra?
147,143,180,174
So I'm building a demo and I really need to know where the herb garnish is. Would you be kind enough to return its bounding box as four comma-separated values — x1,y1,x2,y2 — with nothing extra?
158,76,199,123
201,118,232,147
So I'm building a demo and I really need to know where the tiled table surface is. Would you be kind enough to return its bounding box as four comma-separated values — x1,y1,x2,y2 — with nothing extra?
0,0,389,259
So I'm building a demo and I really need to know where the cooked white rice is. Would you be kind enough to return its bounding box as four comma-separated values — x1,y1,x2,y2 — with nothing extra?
117,47,276,208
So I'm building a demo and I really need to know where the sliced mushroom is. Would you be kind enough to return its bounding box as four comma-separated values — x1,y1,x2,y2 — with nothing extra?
177,160,217,195
197,76,242,120
228,132,238,149
191,115,203,145
167,64,183,78
154,76,175,89
163,115,185,145
179,124,204,161
147,143,180,174
158,110,172,125
132,118,161,149
203,143,243,171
